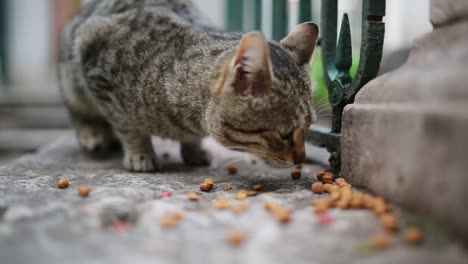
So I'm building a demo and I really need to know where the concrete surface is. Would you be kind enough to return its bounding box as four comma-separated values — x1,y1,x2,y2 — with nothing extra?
0,133,467,264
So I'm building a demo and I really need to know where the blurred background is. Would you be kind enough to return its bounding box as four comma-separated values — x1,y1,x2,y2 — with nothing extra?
0,0,431,161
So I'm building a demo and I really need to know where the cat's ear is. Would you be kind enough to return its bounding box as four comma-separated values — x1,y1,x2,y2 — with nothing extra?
230,31,272,96
280,22,319,65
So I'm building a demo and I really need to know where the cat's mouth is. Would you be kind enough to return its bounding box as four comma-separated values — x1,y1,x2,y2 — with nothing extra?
262,157,294,168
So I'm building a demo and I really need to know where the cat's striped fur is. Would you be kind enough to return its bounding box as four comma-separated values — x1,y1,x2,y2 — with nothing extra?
58,0,319,171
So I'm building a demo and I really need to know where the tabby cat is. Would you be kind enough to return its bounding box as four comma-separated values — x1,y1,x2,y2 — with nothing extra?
58,0,319,172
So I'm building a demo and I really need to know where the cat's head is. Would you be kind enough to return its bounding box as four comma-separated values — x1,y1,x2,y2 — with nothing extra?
208,22,319,168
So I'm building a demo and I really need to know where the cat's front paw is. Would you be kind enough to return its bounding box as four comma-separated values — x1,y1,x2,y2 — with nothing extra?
123,153,159,172
181,147,212,167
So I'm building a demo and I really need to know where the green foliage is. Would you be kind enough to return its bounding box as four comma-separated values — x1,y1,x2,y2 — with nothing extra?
311,48,359,108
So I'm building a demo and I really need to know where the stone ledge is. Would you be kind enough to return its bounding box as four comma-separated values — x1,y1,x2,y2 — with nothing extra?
356,20,468,104
431,0,468,27
342,103,468,242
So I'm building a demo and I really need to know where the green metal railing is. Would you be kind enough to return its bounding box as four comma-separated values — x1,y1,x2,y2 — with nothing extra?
0,0,8,85
227,0,386,175
308,0,385,175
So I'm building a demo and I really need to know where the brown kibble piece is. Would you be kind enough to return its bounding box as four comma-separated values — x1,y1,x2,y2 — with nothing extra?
264,202,277,212
57,179,69,189
373,198,388,215
336,199,351,209
290,170,302,180
77,185,90,197
404,227,424,245
236,190,248,200
350,193,365,209
162,152,170,160
274,209,291,224
251,158,257,165
314,202,329,214
296,164,303,170
224,185,232,190
380,213,399,232
228,166,238,175
200,183,212,192
231,202,249,215
316,172,325,181
321,173,334,183
329,191,341,202
187,192,199,201
252,184,263,191
324,183,339,193
213,197,232,210
311,182,325,194
246,191,257,197
161,212,184,228
311,199,329,207
335,178,346,184
371,233,391,250
204,178,215,186
363,194,376,209
225,229,245,247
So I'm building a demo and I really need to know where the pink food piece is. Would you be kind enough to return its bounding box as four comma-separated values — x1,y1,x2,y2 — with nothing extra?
159,192,172,199
317,213,335,225
112,222,130,233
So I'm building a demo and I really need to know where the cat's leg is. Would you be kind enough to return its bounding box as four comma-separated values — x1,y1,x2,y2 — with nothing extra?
117,131,159,172
59,62,120,156
71,114,120,155
180,140,212,166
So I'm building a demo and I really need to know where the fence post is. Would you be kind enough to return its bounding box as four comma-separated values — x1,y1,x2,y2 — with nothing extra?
226,0,244,32
0,0,8,86
272,0,288,40
299,0,312,23
306,0,386,175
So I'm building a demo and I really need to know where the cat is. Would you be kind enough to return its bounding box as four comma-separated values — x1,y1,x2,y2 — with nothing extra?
58,0,319,172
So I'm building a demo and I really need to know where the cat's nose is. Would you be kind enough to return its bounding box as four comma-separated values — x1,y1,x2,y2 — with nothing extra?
292,149,306,165
290,144,306,165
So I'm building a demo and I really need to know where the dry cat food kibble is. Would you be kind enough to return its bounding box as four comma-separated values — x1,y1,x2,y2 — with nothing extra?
371,233,391,250
236,190,248,200
290,170,302,180
213,197,232,210
246,191,257,197
224,185,232,190
204,178,215,187
77,185,91,197
264,202,292,224
404,227,424,245
314,201,329,214
252,184,263,191
227,165,238,175
311,182,325,194
57,179,70,189
231,202,249,215
251,158,257,165
329,191,341,202
316,171,325,181
321,173,334,183
323,183,338,193
160,212,184,228
335,178,346,184
379,213,399,232
187,192,199,201
200,183,212,192
225,228,246,247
